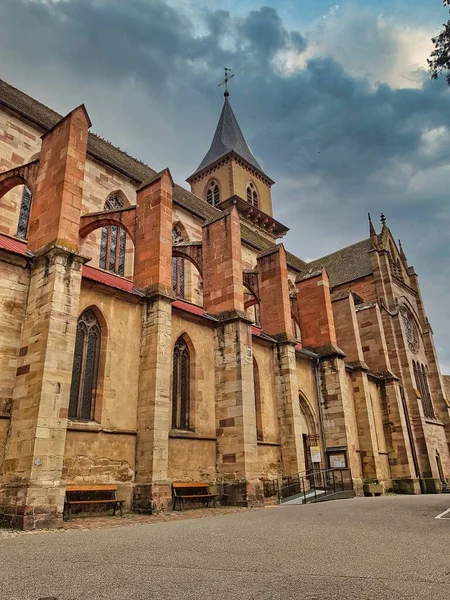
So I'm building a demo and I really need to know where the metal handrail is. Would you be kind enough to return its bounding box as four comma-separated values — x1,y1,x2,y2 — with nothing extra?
268,467,353,504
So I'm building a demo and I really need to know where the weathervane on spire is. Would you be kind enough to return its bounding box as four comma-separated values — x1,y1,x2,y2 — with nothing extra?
219,68,234,97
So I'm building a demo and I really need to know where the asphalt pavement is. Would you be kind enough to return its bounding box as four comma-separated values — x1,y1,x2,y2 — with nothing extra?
1,495,450,600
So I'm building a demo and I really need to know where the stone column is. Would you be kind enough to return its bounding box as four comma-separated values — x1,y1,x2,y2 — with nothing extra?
333,294,383,483
133,170,174,512
257,245,305,476
0,106,90,529
203,208,262,506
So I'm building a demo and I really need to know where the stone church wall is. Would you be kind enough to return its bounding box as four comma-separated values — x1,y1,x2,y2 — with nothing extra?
0,258,29,471
61,284,141,503
168,312,217,482
333,275,377,305
0,108,41,237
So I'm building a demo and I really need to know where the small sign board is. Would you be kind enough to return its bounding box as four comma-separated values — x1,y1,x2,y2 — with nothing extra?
329,453,347,469
310,446,321,463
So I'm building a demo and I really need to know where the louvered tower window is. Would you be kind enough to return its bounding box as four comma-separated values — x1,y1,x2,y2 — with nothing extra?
69,309,101,421
172,337,190,430
172,226,185,298
206,181,220,207
246,182,258,208
99,196,126,276
16,186,32,239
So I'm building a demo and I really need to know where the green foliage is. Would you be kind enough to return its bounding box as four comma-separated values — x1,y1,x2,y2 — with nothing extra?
428,1,450,85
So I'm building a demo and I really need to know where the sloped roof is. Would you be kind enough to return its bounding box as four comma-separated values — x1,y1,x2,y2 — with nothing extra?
0,79,302,270
190,96,265,178
302,238,373,287
0,233,31,257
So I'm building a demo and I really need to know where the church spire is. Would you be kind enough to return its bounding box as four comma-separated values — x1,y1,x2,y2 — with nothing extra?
187,76,270,182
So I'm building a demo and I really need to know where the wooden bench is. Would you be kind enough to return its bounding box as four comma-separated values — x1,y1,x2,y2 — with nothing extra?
63,485,124,521
172,482,217,511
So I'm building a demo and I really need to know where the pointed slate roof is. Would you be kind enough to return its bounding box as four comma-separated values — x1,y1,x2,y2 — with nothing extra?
190,95,266,179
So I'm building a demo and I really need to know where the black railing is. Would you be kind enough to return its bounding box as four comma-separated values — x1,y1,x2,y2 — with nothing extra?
264,468,353,504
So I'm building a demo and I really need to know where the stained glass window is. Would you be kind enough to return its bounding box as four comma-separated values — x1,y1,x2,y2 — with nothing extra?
206,181,220,207
172,337,190,430
16,186,32,239
69,309,101,421
99,195,127,275
172,226,185,299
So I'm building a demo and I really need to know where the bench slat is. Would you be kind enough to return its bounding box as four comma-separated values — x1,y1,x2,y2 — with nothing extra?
173,482,210,489
65,500,123,505
66,485,118,492
177,494,216,498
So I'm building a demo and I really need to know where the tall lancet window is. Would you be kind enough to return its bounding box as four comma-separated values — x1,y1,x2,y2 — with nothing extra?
172,337,190,430
246,182,258,208
172,226,185,299
206,180,220,207
16,186,32,239
69,309,101,421
100,195,126,276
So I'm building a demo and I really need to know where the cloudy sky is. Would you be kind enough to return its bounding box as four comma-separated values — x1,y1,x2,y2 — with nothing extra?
1,0,449,371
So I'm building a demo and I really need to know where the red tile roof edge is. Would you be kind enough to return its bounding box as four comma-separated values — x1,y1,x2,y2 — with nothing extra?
172,299,218,322
0,234,30,256
82,265,144,296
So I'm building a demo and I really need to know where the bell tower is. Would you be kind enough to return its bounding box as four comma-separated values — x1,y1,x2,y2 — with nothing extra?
186,73,276,220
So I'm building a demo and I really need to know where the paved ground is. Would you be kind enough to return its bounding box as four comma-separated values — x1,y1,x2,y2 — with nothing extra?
1,495,450,600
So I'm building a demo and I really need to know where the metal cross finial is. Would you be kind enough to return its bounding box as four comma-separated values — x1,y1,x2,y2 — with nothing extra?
380,213,387,227
219,68,234,97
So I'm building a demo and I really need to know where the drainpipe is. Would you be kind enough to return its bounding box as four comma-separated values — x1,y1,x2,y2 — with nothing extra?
314,357,328,470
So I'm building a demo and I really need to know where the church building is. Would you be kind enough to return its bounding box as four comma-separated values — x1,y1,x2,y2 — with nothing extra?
0,78,449,529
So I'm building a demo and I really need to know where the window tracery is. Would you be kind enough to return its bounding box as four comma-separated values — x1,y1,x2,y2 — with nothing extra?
400,306,420,354
16,186,32,239
99,195,126,275
206,181,220,207
69,309,101,421
246,182,258,208
172,337,190,430
172,226,185,298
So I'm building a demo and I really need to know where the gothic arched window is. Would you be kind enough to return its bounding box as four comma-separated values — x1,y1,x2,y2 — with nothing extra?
16,186,32,239
69,309,101,421
413,361,435,420
206,180,220,207
253,357,263,441
172,226,185,298
246,182,258,208
99,195,126,276
172,337,190,430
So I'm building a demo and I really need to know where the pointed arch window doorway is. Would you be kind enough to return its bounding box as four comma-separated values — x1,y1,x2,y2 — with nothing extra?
207,181,220,207
172,226,185,298
16,186,32,239
99,195,126,275
172,337,190,430
69,309,101,421
246,182,258,208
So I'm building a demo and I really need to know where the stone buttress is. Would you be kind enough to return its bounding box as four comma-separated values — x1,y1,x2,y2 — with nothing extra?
133,170,175,513
0,106,91,529
296,269,363,491
256,245,306,476
202,207,263,506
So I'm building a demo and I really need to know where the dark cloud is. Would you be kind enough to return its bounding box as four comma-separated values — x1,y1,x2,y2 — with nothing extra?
0,0,449,369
